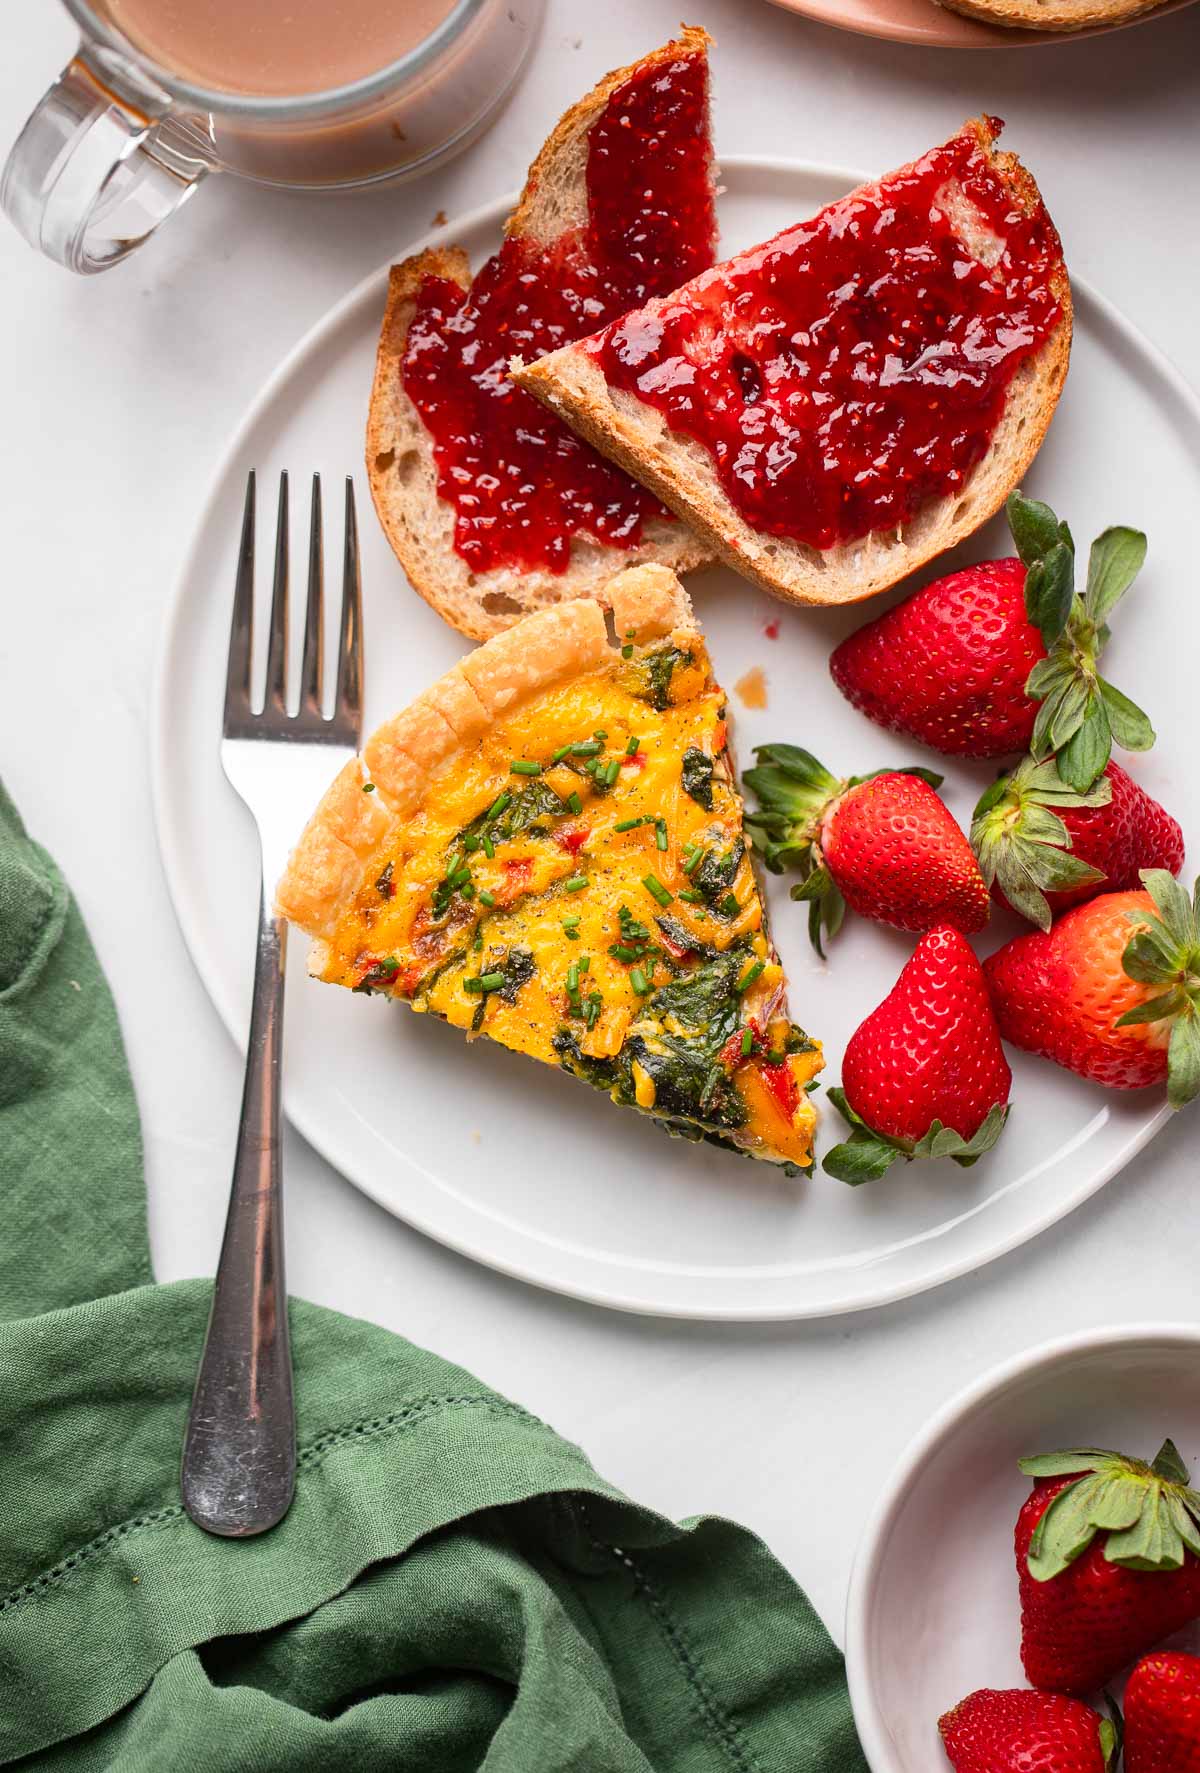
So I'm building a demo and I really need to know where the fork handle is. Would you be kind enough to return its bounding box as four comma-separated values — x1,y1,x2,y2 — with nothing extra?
181,873,296,1537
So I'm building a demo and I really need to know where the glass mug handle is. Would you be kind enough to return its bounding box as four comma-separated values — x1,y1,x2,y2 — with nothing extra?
1,53,211,275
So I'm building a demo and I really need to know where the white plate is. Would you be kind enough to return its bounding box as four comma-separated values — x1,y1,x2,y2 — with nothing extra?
152,157,1196,1321
845,1325,1200,1770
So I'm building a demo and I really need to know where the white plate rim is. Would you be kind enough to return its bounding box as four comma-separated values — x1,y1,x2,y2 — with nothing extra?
843,1320,1200,1770
150,154,1187,1322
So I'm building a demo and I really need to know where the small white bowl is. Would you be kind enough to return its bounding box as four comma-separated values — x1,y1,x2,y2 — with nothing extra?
845,1324,1200,1772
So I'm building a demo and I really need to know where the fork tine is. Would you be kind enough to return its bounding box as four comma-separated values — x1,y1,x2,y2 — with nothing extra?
299,475,323,717
334,477,363,741
223,472,256,728
264,471,290,715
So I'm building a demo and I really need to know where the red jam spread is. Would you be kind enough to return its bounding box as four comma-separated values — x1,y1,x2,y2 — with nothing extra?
402,53,715,576
588,122,1064,552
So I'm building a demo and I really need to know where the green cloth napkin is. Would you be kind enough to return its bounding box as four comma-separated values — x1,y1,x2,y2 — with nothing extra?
0,782,868,1772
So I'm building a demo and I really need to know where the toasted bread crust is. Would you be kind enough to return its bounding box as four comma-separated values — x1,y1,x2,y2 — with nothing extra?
516,119,1072,612
364,34,716,644
276,570,697,942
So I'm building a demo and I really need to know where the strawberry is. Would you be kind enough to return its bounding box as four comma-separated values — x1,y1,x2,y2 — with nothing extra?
830,491,1154,788
824,926,1011,1183
1016,1439,1200,1695
985,871,1200,1106
743,746,989,954
939,1688,1117,1772
832,557,1040,759
972,758,1185,930
1125,1652,1200,1770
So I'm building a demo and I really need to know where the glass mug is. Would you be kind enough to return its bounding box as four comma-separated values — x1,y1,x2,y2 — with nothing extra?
3,0,544,275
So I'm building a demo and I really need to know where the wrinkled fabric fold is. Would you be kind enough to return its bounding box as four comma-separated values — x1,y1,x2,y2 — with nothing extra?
0,780,867,1772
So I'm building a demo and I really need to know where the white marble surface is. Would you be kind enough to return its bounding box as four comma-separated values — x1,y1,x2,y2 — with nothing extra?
2,0,1198,1650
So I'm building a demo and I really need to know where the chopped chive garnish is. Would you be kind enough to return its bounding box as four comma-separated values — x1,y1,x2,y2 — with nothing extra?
614,816,645,833
678,888,704,904
621,644,633,659
480,971,506,992
551,743,571,763
625,735,640,755
642,874,673,907
624,628,636,638
583,991,602,1029
655,818,668,851
570,739,603,757
478,890,496,907
609,944,638,963
473,933,484,951
464,833,481,852
461,883,475,899
683,847,705,875
565,927,580,940
741,1029,753,1056
736,959,765,994
451,866,473,888
720,893,740,917
603,759,621,786
578,955,590,973
487,792,511,819
700,1065,723,1110
567,961,580,994
510,759,541,776
593,729,607,741
630,967,650,995
482,834,495,859
362,782,376,793
464,977,484,994
562,913,581,928
567,791,583,815
565,874,587,892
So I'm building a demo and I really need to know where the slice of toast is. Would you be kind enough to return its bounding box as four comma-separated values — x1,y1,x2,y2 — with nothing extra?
516,119,1072,611
934,0,1165,29
366,29,717,643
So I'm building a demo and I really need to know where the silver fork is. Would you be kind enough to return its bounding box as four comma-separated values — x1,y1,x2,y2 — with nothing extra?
181,469,363,1538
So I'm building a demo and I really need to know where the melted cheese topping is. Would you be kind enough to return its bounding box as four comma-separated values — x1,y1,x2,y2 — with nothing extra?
318,640,821,1168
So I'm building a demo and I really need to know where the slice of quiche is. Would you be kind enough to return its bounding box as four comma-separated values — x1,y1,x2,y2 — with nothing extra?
276,566,822,1172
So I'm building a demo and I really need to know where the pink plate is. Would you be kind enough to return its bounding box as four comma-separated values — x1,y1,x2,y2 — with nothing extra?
767,0,1197,48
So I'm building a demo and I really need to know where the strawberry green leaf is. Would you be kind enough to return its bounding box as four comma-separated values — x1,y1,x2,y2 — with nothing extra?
1026,653,1075,700
1027,541,1076,648
1141,868,1198,946
1104,1484,1186,1570
1122,924,1182,983
1008,490,1072,571
1098,677,1155,752
1057,698,1112,792
910,1103,1010,1167
1018,1449,1126,1478
1115,989,1185,1028
822,1133,901,1184
1028,1475,1115,1580
1167,1492,1200,1559
853,764,945,790
1086,525,1147,622
1167,1009,1200,1110
1099,1703,1122,1771
1154,1440,1193,1483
